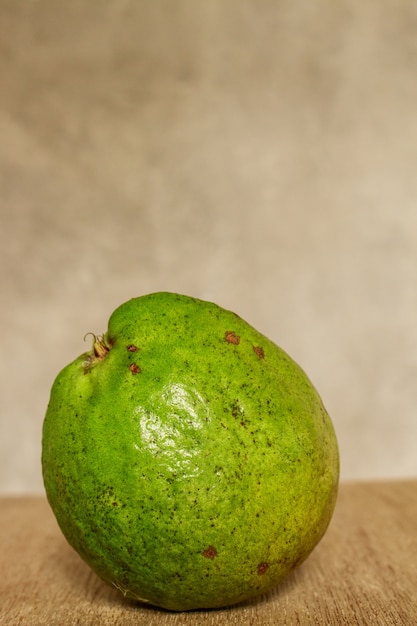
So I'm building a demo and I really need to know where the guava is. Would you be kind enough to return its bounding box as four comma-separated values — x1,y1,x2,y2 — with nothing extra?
42,292,339,611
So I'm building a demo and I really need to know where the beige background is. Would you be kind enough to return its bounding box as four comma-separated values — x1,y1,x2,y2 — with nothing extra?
1,1,417,494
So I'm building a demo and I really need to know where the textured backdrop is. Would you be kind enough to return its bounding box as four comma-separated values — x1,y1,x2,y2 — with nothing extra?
2,0,417,493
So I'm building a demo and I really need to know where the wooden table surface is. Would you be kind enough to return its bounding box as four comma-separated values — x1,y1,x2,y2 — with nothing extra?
1,480,416,626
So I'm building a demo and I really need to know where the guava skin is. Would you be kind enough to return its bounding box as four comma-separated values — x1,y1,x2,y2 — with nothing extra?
42,292,339,612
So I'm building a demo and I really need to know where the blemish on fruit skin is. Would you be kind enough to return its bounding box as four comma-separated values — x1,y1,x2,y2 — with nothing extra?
129,363,141,374
127,344,138,352
257,562,269,575
202,546,218,559
253,346,265,359
225,331,240,345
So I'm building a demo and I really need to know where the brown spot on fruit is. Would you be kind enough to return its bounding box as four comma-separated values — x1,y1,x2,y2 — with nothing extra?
225,331,240,345
126,344,138,352
257,562,269,575
129,363,141,374
202,546,218,559
253,346,264,359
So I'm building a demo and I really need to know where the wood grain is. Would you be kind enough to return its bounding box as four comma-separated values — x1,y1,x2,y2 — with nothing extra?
1,481,416,625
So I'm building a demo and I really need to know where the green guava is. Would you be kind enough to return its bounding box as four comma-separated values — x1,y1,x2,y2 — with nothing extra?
42,292,339,611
